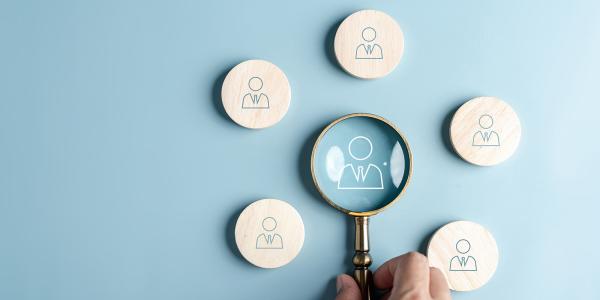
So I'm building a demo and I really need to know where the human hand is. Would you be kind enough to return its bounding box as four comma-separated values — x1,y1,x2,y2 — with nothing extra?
335,252,451,300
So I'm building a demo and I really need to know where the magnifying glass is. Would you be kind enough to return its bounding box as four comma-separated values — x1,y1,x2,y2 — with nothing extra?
311,113,412,300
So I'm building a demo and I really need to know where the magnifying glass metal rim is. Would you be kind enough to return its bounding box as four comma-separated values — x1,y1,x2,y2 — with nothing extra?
310,112,413,217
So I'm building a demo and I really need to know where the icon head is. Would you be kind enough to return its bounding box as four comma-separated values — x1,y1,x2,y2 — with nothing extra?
478,114,494,129
348,136,373,161
361,27,377,42
262,217,277,232
456,239,471,254
248,77,263,92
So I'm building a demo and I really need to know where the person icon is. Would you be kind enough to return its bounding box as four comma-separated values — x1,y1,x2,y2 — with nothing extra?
255,217,283,249
241,77,270,109
337,136,384,190
449,239,478,271
355,27,384,60
472,114,500,146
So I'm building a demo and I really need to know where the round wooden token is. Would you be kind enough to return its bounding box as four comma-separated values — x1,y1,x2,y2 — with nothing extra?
427,221,499,292
334,10,404,79
221,60,291,129
450,97,522,166
234,199,305,268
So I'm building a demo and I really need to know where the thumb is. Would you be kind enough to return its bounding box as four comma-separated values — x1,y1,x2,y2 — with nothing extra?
335,274,361,300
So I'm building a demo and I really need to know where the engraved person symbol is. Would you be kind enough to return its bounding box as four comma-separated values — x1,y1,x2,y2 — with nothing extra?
242,76,270,109
255,217,283,249
337,136,384,190
472,114,500,147
449,239,478,272
355,27,383,60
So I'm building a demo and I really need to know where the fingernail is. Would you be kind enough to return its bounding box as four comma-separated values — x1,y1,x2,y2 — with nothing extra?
336,275,343,294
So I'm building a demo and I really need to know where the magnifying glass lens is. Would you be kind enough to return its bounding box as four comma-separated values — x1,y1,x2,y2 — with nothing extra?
312,115,411,214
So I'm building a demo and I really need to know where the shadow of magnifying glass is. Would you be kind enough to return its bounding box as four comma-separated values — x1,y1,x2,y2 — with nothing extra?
311,113,413,300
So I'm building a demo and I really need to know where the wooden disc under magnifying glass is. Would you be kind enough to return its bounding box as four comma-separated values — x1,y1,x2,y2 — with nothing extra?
234,199,304,269
221,60,291,129
450,97,521,166
427,221,499,292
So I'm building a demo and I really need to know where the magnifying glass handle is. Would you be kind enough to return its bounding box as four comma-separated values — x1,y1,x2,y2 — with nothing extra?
353,216,373,300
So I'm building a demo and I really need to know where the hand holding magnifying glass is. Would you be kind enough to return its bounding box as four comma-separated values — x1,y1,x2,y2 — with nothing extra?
336,252,451,300
311,113,413,300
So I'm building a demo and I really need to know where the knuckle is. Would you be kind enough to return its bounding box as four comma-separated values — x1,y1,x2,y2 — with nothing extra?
405,251,428,264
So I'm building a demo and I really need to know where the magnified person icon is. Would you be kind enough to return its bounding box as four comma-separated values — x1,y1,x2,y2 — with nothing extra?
355,27,383,60
337,136,384,190
449,239,478,271
242,76,270,109
255,217,283,249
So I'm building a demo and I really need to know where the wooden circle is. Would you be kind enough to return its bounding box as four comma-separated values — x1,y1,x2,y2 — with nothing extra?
334,10,404,79
221,60,291,129
234,199,305,269
450,97,522,166
427,221,499,292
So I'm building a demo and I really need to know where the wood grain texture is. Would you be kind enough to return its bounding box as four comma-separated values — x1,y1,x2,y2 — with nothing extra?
221,60,291,129
450,97,521,166
334,10,404,79
427,221,499,292
235,199,304,269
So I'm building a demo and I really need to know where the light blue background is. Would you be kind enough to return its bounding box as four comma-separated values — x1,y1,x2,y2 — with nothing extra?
1,0,598,299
